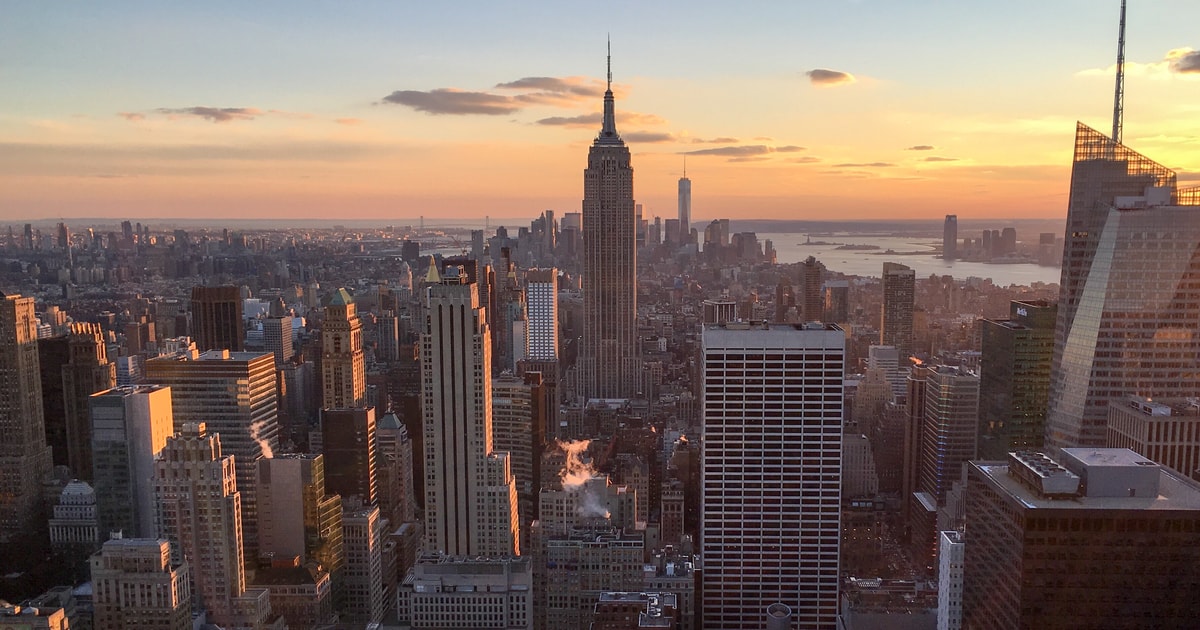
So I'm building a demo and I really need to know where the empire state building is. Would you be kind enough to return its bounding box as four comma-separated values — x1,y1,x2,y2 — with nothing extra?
579,46,639,400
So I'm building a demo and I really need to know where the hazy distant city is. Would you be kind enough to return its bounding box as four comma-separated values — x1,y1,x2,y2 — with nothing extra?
4,2,1200,630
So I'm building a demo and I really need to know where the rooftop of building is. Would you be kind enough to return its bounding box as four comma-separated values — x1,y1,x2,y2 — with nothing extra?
596,592,678,627
1112,397,1200,419
976,448,1200,511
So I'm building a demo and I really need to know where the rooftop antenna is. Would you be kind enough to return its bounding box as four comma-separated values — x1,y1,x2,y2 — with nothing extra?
1111,0,1127,144
607,34,612,91
683,156,687,178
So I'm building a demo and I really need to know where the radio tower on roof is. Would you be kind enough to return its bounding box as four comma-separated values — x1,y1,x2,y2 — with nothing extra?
1111,0,1127,143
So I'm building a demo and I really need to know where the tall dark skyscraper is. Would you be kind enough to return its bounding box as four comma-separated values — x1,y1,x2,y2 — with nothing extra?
1046,124,1200,449
942,214,957,260
978,300,1056,459
191,285,244,352
678,163,691,244
881,262,915,358
578,45,639,400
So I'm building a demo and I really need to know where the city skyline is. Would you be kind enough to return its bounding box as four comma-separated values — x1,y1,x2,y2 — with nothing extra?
3,2,1199,222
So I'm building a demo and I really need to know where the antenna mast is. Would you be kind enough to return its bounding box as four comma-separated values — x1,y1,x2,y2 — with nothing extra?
1111,0,1126,144
607,35,612,90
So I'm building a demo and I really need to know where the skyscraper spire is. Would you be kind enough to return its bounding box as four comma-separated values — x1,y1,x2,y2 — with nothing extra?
600,38,619,141
1112,0,1127,144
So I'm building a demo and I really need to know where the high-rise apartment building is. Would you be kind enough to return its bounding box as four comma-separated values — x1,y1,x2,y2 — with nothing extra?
881,262,915,358
963,449,1200,628
262,314,293,365
321,288,366,409
678,169,691,244
256,454,344,577
978,300,1056,460
525,269,558,361
341,502,386,625
63,322,117,480
154,423,274,628
146,349,279,561
937,530,964,630
0,292,54,547
492,372,545,537
89,385,174,539
800,256,823,322
912,366,978,562
190,285,244,352
701,322,844,629
422,265,520,556
942,215,958,261
1047,124,1200,449
377,310,400,363
823,280,849,324
578,49,639,400
91,538,192,630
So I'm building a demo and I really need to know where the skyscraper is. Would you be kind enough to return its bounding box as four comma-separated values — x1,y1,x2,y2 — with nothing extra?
321,406,378,505
881,262,915,358
800,256,823,322
579,45,639,400
942,215,958,261
154,423,274,628
0,291,54,547
91,538,192,630
963,449,1200,628
678,166,691,245
256,454,344,584
978,300,1056,459
145,349,280,561
422,265,520,557
912,365,978,562
63,322,117,480
190,285,244,352
321,288,366,409
89,385,174,539
524,268,558,361
1046,124,1200,449
701,322,844,629
262,313,294,365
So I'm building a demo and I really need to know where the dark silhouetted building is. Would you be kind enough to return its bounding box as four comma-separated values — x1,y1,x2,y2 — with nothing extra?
191,285,244,352
978,300,1056,460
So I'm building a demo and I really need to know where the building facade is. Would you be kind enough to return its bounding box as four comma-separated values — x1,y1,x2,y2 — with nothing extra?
1047,124,1200,449
0,292,54,547
321,288,366,409
91,538,192,630
978,300,1056,460
190,285,244,352
89,385,174,539
701,322,844,629
146,349,279,560
578,50,639,400
880,262,915,358
421,266,520,556
62,322,117,480
963,449,1200,627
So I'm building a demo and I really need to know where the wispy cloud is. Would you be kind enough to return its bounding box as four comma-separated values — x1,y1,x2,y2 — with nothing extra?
1170,48,1200,74
806,68,856,87
922,156,959,162
690,137,739,144
789,156,822,164
154,107,265,122
381,89,519,115
728,156,771,163
906,145,935,151
623,131,675,143
681,144,805,157
833,161,894,168
1077,47,1200,79
494,76,604,97
335,118,364,126
535,111,666,128
117,112,145,122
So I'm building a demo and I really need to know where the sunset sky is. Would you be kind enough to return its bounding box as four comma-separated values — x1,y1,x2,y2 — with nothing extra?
3,1,1199,223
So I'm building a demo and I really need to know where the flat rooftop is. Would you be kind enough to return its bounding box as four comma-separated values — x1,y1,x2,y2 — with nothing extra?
974,460,1200,511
